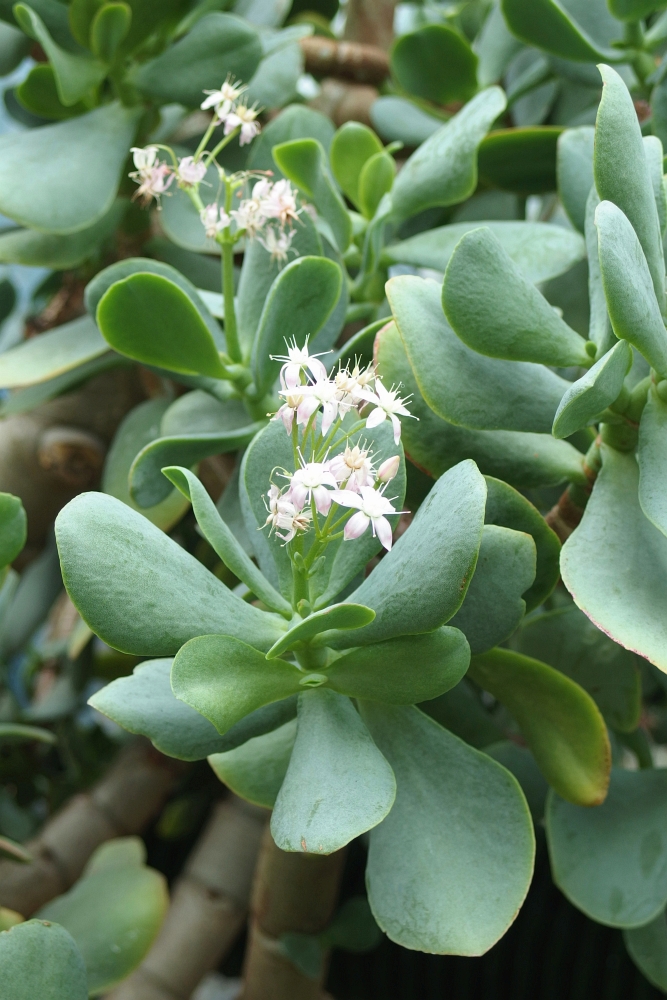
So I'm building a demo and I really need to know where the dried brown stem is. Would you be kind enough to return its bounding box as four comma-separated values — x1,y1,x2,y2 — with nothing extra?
343,0,397,50
300,36,389,85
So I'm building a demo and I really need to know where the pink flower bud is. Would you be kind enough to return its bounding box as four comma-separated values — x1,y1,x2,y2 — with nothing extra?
377,455,400,483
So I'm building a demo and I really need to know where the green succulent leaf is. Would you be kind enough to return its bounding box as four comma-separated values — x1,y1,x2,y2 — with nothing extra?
443,226,591,367
557,125,594,234
209,718,296,807
329,121,383,209
477,127,561,195
547,768,667,927
470,648,610,806
56,492,285,655
387,275,572,433
0,101,140,233
500,0,623,61
585,189,616,355
0,492,26,569
552,339,632,439
391,23,478,105
390,86,506,221
357,151,395,221
624,911,667,991
638,385,667,539
0,201,125,269
561,446,667,672
644,135,667,238
267,604,376,658
272,138,352,251
271,689,396,853
0,920,87,1000
247,103,335,175
361,703,535,955
159,159,222,255
0,315,106,388
90,2,131,63
608,0,667,18
16,63,86,120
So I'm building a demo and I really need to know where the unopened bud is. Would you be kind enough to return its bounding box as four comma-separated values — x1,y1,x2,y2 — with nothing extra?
377,455,400,483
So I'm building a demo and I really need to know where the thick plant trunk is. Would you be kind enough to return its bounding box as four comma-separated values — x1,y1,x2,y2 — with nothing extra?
240,828,346,1000
107,797,267,1000
343,0,397,51
0,739,186,916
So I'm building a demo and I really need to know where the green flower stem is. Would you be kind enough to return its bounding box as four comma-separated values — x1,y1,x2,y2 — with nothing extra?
194,118,218,160
204,126,241,167
221,239,242,363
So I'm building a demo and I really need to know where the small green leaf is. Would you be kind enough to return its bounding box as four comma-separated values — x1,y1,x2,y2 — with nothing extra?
608,0,666,19
90,2,131,62
0,722,54,743
500,0,623,61
329,121,383,209
391,23,478,105
370,95,442,147
172,634,304,733
266,604,375,658
247,103,335,175
638,385,667,538
0,315,106,388
325,627,470,704
557,125,594,234
209,719,296,807
272,689,396,853
595,200,667,377
251,255,341,394
586,188,616,355
97,272,227,379
68,0,105,46
361,703,535,955
547,768,667,927
0,921,87,1000
272,138,352,251
552,339,632,439
644,135,666,237
0,906,24,929
16,63,87,119
469,648,610,806
390,86,506,221
358,151,395,221
0,202,124,269
0,492,26,568
477,127,562,195
624,911,667,991
443,227,591,367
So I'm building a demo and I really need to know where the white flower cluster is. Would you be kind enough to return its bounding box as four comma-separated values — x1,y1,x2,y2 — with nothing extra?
200,177,301,259
129,147,209,204
200,77,261,146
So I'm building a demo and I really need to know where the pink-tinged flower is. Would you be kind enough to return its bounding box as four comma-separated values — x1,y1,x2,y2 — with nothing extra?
330,486,403,551
264,485,311,543
231,184,268,236
200,204,230,240
258,226,295,263
327,444,374,492
261,179,300,226
377,455,400,483
273,389,304,433
288,460,338,514
129,146,173,204
201,77,246,121
131,145,159,172
273,337,329,389
177,156,207,187
359,378,415,445
224,104,261,145
297,377,341,434
334,362,376,410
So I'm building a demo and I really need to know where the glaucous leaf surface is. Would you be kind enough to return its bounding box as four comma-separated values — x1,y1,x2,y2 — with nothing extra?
547,768,667,927
0,493,27,569
56,492,285,655
585,189,616,356
557,125,594,233
484,741,549,823
0,201,124,268
553,339,632,440
501,0,622,61
134,13,262,106
357,150,395,220
370,95,442,147
209,719,296,807
0,0,76,47
595,200,667,378
384,220,585,284
271,689,396,853
390,86,506,221
324,627,470,704
90,2,132,63
361,703,534,954
0,315,106,389
512,605,641,732
0,102,140,233
272,138,352,251
595,65,665,313
330,460,485,647
38,846,168,995
375,322,587,489
251,255,342,393
477,127,561,195
387,276,572,433
449,525,535,654
0,920,87,1000
247,104,335,175
638,386,667,538
391,23,478,105
329,121,383,209
442,227,590,367
469,648,610,806
475,2,521,87
624,911,667,991
644,134,667,237
561,447,667,671
267,604,376,657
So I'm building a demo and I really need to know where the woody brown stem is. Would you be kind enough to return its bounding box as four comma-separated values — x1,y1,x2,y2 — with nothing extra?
343,0,397,50
300,36,389,85
239,829,346,1000
310,79,379,128
545,438,601,543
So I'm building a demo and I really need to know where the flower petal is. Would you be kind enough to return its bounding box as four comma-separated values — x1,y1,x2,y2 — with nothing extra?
374,515,393,551
344,511,370,540
330,489,363,509
365,407,386,430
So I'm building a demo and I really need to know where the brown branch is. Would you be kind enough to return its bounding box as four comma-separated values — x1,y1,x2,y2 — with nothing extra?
343,0,397,50
300,36,389,85
310,79,379,128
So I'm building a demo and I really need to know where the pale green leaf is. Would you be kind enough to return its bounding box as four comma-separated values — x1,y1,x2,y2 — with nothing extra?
552,339,632,439
209,719,296,807
0,921,87,1000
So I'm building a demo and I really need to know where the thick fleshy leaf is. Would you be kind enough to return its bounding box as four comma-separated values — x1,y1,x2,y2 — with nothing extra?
384,220,585,284
585,188,616,355
97,273,227,379
552,339,632,439
387,275,572,433
644,135,667,237
0,315,106,388
272,138,352,251
476,2,521,86
16,61,87,119
38,846,168,995
325,627,470,704
375,321,587,489
330,461,486,647
0,0,76,47
609,0,667,18
500,0,623,61
361,703,534,955
0,201,124,269
370,95,442,147
163,466,289,614
624,912,667,991
357,151,395,221
390,86,506,221
477,127,562,195
329,121,383,209
56,492,285,655
90,3,132,62
638,385,667,538
208,719,296,807
561,447,667,671
595,65,665,313
449,525,535,654
89,658,297,760
247,103,335,175
0,102,140,233
469,648,610,806
267,604,375,658
133,13,262,107
595,200,667,378
512,605,641,732
172,634,303,733
391,23,478,105
443,227,590,367
557,125,594,233
272,689,396,853
0,493,26,569
0,920,87,1000
547,768,667,927
251,255,341,394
